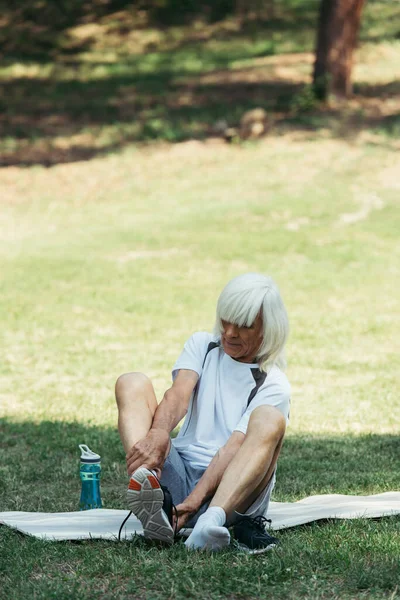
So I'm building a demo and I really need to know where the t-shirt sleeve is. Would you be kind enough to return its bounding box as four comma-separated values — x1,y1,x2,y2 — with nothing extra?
234,377,291,435
172,332,213,380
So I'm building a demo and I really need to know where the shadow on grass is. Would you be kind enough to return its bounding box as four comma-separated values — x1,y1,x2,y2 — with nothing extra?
2,62,400,167
0,64,301,167
1,1,399,166
277,432,400,501
0,417,399,513
0,418,125,513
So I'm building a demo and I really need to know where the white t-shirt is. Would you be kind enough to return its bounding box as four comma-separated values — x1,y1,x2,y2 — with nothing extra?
171,331,291,468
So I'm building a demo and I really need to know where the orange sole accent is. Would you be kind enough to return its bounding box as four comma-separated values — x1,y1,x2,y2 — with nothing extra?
147,475,160,489
128,479,141,491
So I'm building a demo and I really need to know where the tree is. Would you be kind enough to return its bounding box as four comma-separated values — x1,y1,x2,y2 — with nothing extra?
313,0,366,101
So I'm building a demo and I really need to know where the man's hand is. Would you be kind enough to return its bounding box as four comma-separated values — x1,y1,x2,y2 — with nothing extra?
174,499,200,531
126,428,170,477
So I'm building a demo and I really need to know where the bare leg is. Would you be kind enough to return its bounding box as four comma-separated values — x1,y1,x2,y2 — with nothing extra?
115,372,158,453
185,405,285,550
116,373,175,545
210,405,286,517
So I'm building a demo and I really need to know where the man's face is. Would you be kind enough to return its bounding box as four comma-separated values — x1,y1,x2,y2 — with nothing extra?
220,313,264,363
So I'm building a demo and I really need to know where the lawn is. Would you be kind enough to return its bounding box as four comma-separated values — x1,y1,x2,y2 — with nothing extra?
1,2,400,598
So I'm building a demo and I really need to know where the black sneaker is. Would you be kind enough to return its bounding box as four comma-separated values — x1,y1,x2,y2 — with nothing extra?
233,515,279,555
123,467,175,544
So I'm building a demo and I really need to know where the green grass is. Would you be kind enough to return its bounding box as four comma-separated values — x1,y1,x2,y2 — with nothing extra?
1,129,400,598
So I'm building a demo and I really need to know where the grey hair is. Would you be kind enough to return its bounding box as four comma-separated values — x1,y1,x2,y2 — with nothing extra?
213,273,289,371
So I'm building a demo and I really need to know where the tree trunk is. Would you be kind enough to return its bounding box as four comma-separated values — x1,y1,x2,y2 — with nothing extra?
313,0,366,100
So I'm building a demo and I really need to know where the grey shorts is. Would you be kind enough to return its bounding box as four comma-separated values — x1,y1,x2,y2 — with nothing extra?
160,444,275,527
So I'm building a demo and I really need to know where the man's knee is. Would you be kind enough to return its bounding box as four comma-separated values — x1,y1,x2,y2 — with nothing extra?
246,405,286,446
115,372,152,406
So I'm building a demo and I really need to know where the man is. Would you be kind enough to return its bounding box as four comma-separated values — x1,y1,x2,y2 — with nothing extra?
115,273,290,552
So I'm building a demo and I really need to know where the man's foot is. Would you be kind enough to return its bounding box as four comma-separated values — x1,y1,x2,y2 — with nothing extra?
185,507,230,551
185,524,231,551
233,515,279,555
127,467,174,545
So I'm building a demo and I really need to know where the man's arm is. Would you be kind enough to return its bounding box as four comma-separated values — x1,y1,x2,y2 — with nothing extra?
126,369,198,476
151,369,198,432
175,431,245,529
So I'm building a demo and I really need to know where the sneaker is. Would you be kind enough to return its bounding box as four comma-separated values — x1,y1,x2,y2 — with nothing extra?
233,515,279,555
126,467,175,545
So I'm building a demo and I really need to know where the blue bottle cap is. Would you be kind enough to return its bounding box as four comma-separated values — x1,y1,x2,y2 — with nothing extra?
79,444,101,463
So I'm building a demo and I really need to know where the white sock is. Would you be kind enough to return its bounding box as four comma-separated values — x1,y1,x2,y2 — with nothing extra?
185,507,230,551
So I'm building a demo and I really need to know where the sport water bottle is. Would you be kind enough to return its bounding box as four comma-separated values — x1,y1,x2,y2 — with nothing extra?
79,444,102,510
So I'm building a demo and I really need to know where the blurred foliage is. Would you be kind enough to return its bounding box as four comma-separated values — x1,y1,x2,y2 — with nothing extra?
0,0,315,58
290,84,319,114
150,0,236,24
1,0,398,59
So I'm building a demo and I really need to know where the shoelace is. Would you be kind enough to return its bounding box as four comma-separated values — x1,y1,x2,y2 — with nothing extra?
235,515,272,534
157,473,179,539
118,510,133,541
117,480,178,542
172,501,178,537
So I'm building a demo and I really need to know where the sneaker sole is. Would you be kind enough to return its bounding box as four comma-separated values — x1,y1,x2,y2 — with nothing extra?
234,540,278,555
127,467,174,545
